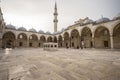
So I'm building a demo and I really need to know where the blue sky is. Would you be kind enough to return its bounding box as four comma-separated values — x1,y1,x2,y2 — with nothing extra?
1,0,120,32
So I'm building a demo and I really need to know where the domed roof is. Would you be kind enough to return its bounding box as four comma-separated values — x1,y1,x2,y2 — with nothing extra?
6,24,16,30
53,31,61,35
18,27,27,31
38,30,44,34
53,32,58,35
84,18,94,24
113,13,120,20
96,17,110,23
46,31,51,35
29,28,37,32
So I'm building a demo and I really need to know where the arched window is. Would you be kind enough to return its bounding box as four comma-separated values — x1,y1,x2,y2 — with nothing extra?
30,36,32,40
19,35,23,39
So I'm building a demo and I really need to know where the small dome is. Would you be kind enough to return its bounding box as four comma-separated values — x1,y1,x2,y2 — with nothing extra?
53,31,61,35
61,28,65,31
96,17,110,23
84,19,94,24
6,24,16,30
53,32,58,35
18,27,27,31
46,31,51,35
29,28,37,32
38,30,44,34
113,13,120,20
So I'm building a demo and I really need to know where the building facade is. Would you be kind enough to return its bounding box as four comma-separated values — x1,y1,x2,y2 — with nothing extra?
0,5,120,49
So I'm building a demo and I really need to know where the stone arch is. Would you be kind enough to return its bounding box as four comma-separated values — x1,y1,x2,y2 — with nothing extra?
47,36,52,42
17,33,27,47
29,34,38,47
113,23,120,49
39,35,46,47
63,32,70,48
53,36,57,43
71,29,80,48
81,27,92,48
58,35,63,47
2,31,16,48
94,26,110,48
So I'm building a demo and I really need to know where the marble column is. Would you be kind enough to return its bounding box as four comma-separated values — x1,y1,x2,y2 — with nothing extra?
110,35,114,49
92,35,95,48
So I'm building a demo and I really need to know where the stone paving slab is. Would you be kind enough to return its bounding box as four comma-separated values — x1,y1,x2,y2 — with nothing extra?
0,48,120,80
0,69,9,80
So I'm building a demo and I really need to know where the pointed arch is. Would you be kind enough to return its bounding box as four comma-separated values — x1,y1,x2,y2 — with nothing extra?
17,33,27,47
29,34,38,47
47,36,53,42
63,32,70,48
70,29,80,48
39,35,46,47
81,27,92,48
58,35,63,47
2,31,16,48
53,36,57,43
113,23,120,48
94,26,110,48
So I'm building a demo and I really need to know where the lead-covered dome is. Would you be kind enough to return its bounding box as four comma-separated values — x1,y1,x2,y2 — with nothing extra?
113,13,120,20
6,24,16,30
18,27,27,31
29,28,37,32
84,18,94,24
38,30,44,34
96,17,110,23
46,31,51,35
53,31,62,35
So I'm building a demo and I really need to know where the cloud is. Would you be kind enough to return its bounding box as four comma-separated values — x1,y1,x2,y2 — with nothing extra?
1,0,120,32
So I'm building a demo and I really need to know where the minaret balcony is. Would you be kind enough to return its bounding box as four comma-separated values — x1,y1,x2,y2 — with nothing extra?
54,13,58,15
53,20,58,22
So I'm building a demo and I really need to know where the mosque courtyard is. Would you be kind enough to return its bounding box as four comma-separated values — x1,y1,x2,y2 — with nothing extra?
0,48,120,80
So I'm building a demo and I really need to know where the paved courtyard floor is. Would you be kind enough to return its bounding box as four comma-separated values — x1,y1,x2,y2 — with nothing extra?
0,48,120,80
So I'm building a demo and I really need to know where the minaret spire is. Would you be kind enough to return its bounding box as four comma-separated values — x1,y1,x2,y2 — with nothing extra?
0,0,3,15
0,0,3,20
53,1,58,32
0,1,5,33
55,1,57,9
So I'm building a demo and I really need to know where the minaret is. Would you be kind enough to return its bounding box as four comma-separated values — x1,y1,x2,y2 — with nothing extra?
0,6,5,48
0,6,5,34
53,1,58,32
0,7,4,33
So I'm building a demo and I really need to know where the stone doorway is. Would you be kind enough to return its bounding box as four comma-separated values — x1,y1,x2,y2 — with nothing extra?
104,41,108,48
